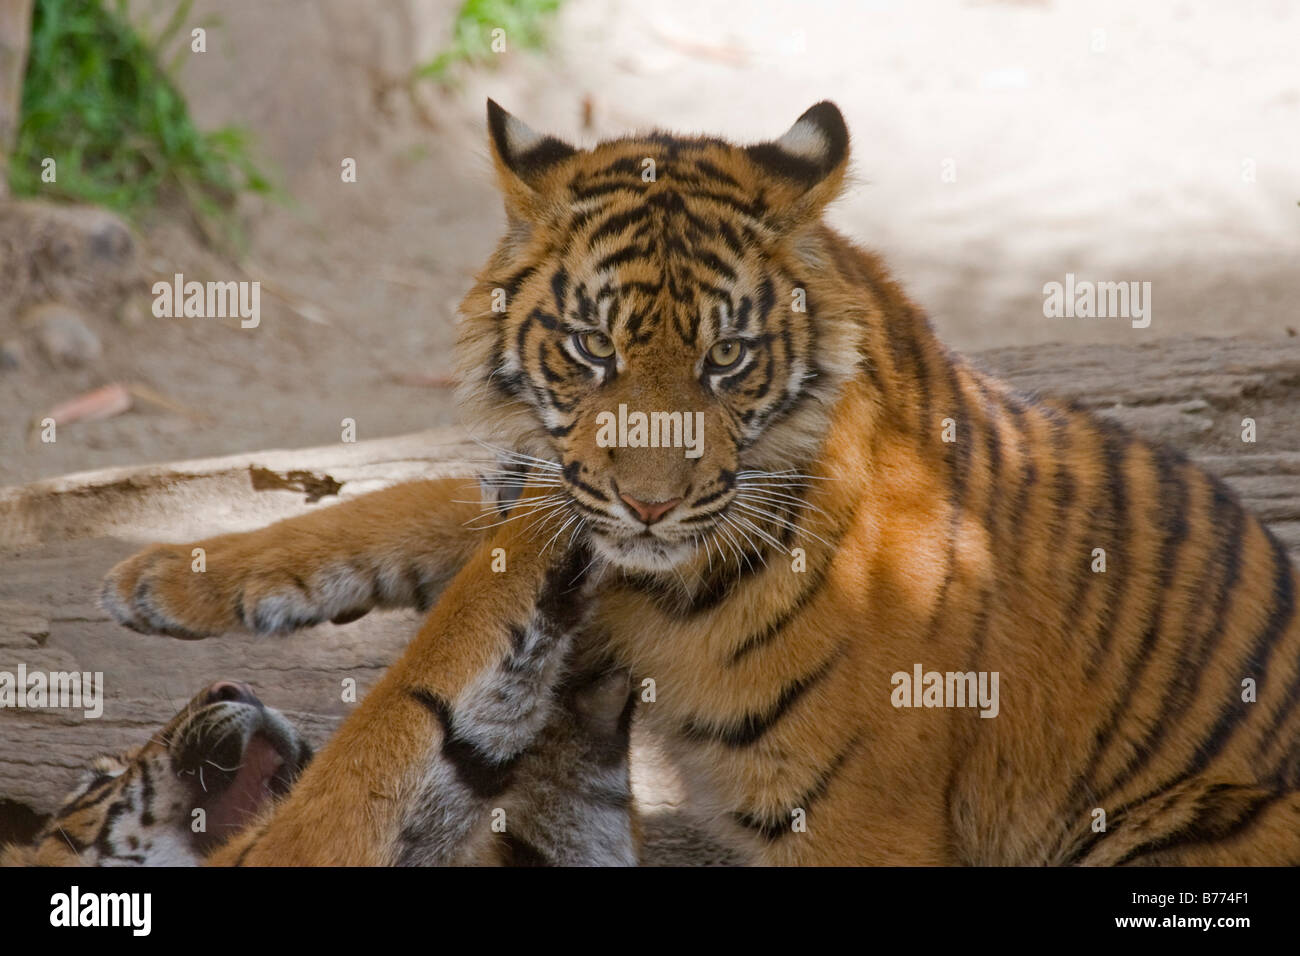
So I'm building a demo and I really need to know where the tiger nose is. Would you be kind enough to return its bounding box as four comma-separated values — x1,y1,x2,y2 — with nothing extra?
204,681,259,707
618,493,682,525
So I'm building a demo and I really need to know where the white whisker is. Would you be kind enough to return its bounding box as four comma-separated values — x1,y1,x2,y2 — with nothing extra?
732,502,833,548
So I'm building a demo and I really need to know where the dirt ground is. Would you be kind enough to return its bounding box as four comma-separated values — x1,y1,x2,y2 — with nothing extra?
2,0,1298,485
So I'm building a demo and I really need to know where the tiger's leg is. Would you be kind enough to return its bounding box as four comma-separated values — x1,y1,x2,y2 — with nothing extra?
485,659,639,866
206,503,634,866
101,476,489,638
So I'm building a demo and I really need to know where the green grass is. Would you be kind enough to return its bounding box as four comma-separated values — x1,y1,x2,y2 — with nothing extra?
8,0,273,246
415,0,563,83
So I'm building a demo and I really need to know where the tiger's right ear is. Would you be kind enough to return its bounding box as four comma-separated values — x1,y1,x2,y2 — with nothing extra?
487,99,578,222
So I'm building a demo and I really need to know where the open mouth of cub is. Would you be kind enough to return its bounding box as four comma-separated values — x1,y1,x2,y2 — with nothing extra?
202,729,297,837
172,693,309,847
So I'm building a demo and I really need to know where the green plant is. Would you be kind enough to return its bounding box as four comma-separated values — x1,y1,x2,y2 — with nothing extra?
415,0,563,84
8,0,273,246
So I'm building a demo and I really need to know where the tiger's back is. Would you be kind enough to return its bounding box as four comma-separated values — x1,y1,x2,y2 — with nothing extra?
588,226,1300,864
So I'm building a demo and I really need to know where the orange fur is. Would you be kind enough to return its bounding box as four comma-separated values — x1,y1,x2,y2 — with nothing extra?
102,101,1300,865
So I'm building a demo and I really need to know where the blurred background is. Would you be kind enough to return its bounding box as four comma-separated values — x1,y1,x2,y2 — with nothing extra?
1,0,1297,485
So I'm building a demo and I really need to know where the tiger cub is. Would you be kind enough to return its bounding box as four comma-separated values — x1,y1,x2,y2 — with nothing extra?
103,101,1300,865
4,647,634,866
1,681,311,866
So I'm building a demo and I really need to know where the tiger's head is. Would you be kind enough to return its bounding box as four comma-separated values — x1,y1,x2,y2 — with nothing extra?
457,101,865,574
1,681,310,866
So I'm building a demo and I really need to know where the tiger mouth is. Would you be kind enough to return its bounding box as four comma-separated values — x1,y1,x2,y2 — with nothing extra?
169,685,311,847
587,526,697,572
201,730,295,839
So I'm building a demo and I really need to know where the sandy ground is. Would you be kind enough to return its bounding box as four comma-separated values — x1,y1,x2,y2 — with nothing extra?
1,0,1297,484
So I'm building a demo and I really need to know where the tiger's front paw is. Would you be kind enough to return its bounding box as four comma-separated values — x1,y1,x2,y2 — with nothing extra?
101,542,247,638
100,539,374,638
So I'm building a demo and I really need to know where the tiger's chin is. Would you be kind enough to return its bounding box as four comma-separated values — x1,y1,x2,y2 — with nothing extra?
589,529,695,573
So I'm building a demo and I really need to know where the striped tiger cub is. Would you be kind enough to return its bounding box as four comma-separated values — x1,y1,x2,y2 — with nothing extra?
102,100,1300,865
4,635,635,867
0,681,311,866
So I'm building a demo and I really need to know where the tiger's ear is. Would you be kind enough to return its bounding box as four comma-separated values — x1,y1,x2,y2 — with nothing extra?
744,101,850,230
487,99,578,222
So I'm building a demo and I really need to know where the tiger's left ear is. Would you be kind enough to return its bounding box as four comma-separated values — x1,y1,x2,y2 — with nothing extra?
487,99,579,222
744,101,850,230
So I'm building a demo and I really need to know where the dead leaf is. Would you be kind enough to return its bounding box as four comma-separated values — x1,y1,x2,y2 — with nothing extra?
42,383,133,425
248,466,344,503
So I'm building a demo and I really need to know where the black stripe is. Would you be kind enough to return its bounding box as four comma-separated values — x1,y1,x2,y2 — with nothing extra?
1083,447,1190,799
589,155,645,179
574,282,594,324
688,470,735,510
550,268,568,315
1248,533,1300,744
92,795,131,859
1102,476,1244,797
906,328,935,438
409,688,518,799
538,343,566,384
717,221,746,260
563,460,609,502
921,376,1003,651
756,276,775,331
569,179,639,201
502,264,537,299
727,559,832,666
685,187,768,222
731,733,861,841
659,541,767,615
1111,786,1282,866
499,832,551,866
733,295,753,333
693,158,741,189
587,206,653,246
695,250,737,282
137,760,156,826
1167,534,1293,776
230,836,259,867
1082,421,1133,675
60,777,121,815
1000,397,1039,579
682,649,840,748
624,305,655,344
936,355,974,508
976,382,1004,531
1064,527,1295,862
594,243,649,274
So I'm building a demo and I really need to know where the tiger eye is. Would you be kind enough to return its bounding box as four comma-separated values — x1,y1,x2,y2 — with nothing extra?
576,331,616,360
707,339,745,368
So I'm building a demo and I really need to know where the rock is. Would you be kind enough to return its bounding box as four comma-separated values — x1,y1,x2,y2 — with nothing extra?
25,302,102,367
0,337,23,371
0,200,141,323
115,291,155,329
86,215,134,265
